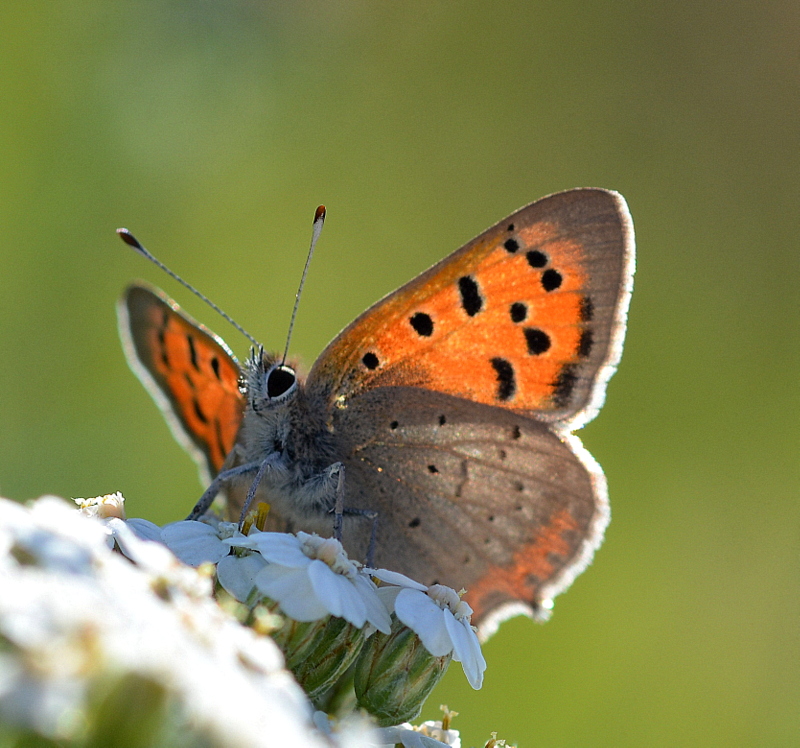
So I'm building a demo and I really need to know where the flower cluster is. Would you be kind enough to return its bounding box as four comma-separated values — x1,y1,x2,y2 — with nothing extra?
156,515,487,723
0,496,328,746
112,508,486,701
0,493,489,747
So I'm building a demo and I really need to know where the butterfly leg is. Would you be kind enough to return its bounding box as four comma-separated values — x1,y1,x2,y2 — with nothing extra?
332,463,345,541
187,460,265,520
323,462,379,564
237,454,282,523
341,507,379,567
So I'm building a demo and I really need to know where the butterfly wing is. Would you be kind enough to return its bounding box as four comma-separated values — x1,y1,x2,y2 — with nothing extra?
309,188,634,429
307,188,633,632
118,283,245,481
333,386,607,637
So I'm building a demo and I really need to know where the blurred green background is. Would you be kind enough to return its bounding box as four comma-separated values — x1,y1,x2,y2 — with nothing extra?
1,2,797,745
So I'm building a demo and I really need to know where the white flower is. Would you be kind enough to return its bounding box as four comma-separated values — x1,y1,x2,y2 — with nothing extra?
217,551,268,602
368,569,486,689
228,532,392,634
376,707,461,748
412,719,461,747
74,494,161,549
0,496,331,747
313,710,381,748
377,723,460,748
1,495,106,574
160,519,242,566
76,493,243,567
74,491,126,520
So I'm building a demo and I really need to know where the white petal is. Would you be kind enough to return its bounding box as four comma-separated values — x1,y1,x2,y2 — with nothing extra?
413,721,462,748
105,518,182,572
376,585,403,613
228,533,311,568
124,518,162,542
377,726,450,748
161,521,228,566
366,567,427,591
394,589,452,657
28,496,110,548
217,554,268,602
308,560,367,626
255,565,329,621
443,610,485,689
11,521,94,574
353,574,393,634
312,710,333,736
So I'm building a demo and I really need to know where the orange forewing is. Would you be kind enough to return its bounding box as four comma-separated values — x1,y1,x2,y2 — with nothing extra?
120,285,245,476
310,205,591,414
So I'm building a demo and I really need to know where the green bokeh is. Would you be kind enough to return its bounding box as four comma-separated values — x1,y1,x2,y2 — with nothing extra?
1,2,797,745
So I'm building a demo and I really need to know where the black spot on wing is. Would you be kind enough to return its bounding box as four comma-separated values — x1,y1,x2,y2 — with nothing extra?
490,357,516,401
210,356,221,380
362,352,379,370
409,312,434,337
458,276,483,317
510,302,527,323
580,296,594,322
541,269,562,291
504,238,519,253
157,328,169,368
526,250,547,268
186,335,199,371
578,329,593,358
214,418,228,464
192,398,208,424
553,364,578,408
524,327,551,355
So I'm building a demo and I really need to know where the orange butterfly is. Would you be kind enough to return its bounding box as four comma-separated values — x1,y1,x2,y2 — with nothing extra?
119,188,634,637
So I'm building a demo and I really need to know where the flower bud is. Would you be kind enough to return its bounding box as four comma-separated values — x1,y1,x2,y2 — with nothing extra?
354,616,451,727
264,600,369,701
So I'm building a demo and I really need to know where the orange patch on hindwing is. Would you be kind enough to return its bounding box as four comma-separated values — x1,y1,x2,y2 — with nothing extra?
465,508,580,618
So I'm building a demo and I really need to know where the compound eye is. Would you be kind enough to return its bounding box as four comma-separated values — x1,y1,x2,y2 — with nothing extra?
266,365,297,400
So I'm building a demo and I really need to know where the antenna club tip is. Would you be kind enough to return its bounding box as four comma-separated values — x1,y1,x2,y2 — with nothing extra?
117,228,143,250
314,205,326,223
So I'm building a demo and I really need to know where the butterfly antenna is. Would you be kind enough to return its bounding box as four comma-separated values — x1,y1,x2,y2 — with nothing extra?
117,228,260,348
281,205,326,365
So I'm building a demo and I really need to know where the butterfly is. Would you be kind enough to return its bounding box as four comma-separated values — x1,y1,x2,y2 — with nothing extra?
118,188,634,638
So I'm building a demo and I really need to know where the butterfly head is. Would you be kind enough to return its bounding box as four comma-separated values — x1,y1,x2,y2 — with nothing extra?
240,347,337,486
246,347,299,413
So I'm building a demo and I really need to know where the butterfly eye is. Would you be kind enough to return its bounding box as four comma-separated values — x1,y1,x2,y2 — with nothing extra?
266,364,297,401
